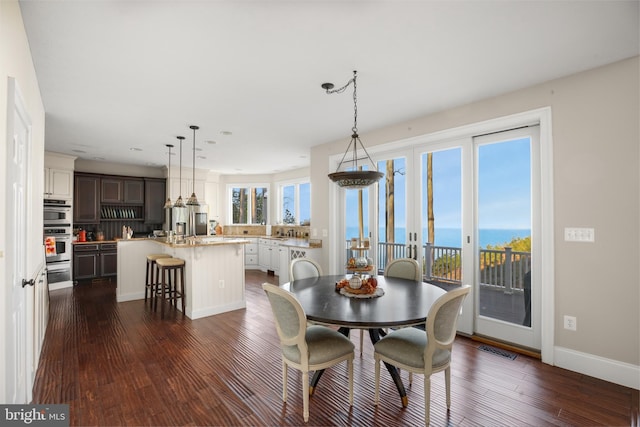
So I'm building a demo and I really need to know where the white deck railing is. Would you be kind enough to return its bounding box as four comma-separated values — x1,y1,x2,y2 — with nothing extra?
345,241,531,292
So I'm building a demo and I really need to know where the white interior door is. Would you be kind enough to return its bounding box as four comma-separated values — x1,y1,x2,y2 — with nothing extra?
4,78,33,403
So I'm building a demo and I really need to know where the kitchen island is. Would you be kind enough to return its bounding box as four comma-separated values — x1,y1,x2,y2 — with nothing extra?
116,237,249,320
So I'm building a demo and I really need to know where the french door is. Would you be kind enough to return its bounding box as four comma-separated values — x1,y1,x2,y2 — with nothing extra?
371,140,465,281
344,128,541,349
473,126,541,350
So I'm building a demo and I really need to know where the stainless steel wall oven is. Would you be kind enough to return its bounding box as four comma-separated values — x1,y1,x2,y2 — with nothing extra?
44,226,72,284
44,199,72,225
44,199,73,284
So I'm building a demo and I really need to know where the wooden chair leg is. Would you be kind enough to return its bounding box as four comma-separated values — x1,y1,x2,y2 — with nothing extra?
282,360,288,402
160,267,167,319
302,371,310,422
144,261,150,301
424,375,431,426
180,265,186,314
374,357,380,405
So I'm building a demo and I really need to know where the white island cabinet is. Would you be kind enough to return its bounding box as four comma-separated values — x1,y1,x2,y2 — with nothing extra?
278,244,322,285
116,238,248,320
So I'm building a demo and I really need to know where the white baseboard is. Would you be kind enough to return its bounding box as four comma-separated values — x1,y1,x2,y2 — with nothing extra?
48,280,73,291
116,291,144,302
116,294,246,321
554,346,639,390
189,301,246,320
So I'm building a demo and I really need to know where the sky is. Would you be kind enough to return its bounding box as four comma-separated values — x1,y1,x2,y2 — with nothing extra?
346,136,532,233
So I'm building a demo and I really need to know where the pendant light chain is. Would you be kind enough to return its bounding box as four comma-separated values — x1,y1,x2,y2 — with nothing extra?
324,70,384,188
352,71,358,135
187,125,200,205
192,126,197,195
174,136,185,207
163,144,174,208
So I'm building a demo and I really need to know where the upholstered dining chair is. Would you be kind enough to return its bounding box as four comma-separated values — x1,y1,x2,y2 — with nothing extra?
262,283,354,423
289,257,367,355
373,285,470,426
383,257,422,281
289,257,323,281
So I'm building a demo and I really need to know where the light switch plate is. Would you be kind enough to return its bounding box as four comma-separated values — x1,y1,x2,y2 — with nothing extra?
564,227,595,242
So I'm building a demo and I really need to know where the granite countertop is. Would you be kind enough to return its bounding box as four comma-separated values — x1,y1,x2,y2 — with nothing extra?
73,235,321,249
116,236,251,248
223,235,321,248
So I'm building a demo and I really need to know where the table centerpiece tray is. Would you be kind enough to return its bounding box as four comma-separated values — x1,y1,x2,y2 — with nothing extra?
335,278,384,299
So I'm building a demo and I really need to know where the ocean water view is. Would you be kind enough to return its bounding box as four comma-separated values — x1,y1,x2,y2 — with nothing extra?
346,227,531,249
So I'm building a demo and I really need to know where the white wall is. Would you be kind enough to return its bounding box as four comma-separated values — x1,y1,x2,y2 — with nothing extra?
311,57,640,377
75,158,164,178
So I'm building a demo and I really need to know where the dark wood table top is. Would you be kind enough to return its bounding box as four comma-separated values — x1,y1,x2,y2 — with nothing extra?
282,275,446,328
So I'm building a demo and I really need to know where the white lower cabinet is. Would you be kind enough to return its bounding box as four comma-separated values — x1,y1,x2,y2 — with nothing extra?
278,246,322,285
244,238,258,269
258,238,280,273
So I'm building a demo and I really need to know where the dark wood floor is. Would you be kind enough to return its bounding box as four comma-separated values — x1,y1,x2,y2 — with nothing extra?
32,271,638,426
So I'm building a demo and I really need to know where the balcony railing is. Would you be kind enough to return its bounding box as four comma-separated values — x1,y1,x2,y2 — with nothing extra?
345,241,531,293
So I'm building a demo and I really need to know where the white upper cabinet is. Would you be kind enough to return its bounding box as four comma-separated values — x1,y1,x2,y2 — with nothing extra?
169,178,205,204
44,152,75,200
44,168,73,199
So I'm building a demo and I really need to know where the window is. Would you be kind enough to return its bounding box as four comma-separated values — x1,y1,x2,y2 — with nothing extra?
278,180,311,225
229,185,268,224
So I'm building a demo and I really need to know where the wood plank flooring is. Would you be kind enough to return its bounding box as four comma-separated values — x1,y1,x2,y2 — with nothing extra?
32,271,638,426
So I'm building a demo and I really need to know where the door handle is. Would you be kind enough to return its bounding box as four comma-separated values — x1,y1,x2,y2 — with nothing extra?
22,279,35,288
413,244,418,260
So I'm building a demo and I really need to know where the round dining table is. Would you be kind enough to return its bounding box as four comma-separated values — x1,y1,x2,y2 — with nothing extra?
283,274,447,407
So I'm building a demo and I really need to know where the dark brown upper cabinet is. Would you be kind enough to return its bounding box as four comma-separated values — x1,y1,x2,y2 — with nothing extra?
101,178,144,204
74,174,100,224
144,178,166,224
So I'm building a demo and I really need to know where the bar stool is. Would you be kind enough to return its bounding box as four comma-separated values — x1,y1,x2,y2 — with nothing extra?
155,257,186,319
145,254,172,303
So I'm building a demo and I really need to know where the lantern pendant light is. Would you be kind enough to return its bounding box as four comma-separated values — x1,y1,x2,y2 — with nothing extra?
174,136,186,208
163,143,174,209
186,125,200,206
323,70,383,189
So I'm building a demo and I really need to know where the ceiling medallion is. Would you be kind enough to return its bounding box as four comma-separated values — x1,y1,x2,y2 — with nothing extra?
323,70,383,189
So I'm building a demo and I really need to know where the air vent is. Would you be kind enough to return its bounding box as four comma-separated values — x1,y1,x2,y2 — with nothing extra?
478,344,517,360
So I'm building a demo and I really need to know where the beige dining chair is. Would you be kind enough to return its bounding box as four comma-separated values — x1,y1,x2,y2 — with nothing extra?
289,257,367,355
289,257,323,281
383,257,422,281
262,283,354,423
373,285,470,426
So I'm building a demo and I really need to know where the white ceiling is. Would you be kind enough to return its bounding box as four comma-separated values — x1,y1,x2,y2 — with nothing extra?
20,0,639,175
